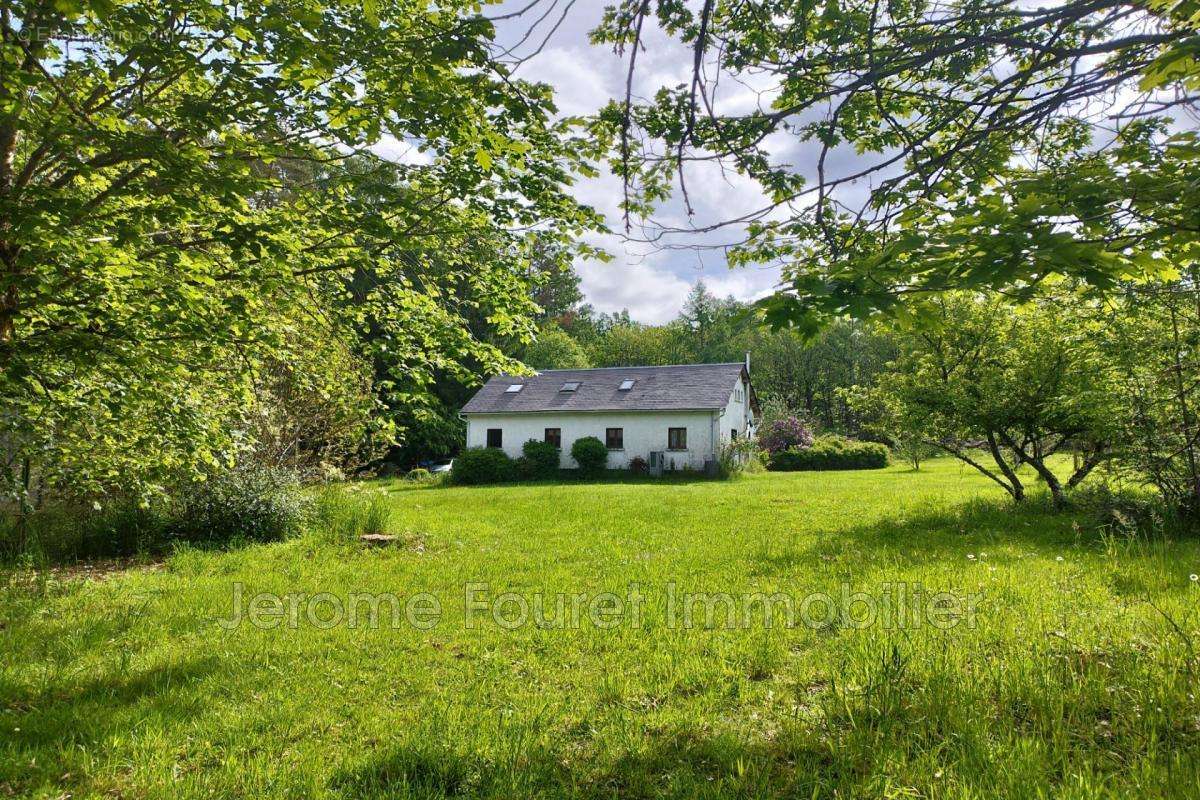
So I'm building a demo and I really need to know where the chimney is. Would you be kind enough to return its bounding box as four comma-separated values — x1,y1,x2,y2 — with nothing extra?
744,351,750,374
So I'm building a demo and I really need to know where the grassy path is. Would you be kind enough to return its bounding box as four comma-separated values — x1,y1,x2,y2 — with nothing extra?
2,459,1198,798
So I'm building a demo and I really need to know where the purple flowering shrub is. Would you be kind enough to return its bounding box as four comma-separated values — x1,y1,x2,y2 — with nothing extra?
758,415,814,454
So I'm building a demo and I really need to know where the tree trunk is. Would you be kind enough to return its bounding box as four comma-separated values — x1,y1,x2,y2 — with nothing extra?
1168,297,1200,507
1066,449,1107,491
1032,461,1065,507
999,432,1065,507
986,431,1025,502
0,281,15,345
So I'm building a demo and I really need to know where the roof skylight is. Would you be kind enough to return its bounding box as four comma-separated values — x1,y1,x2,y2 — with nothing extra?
505,384,524,393
559,381,581,392
618,379,636,391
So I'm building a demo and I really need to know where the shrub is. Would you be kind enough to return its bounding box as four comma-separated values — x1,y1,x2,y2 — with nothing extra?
451,447,516,485
759,415,815,454
768,435,890,471
1,466,308,563
629,456,649,475
718,437,766,478
521,439,561,479
168,465,309,544
405,467,433,483
0,501,170,564
570,436,608,476
514,456,535,480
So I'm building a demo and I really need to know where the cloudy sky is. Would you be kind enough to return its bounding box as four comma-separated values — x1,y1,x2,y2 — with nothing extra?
489,3,792,324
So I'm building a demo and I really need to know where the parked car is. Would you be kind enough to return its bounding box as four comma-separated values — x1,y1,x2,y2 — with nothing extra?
428,460,453,474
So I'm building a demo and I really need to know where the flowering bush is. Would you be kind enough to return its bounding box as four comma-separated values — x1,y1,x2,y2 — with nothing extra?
758,416,814,454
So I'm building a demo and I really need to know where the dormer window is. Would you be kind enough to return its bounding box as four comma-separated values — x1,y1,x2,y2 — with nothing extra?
559,381,580,392
618,379,635,391
505,384,524,393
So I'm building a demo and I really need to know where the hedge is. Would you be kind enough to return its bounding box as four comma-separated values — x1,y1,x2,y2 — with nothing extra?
767,436,890,471
451,447,516,485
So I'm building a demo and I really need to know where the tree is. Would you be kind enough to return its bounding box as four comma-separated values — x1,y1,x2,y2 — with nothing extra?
242,325,383,481
527,240,584,323
522,324,591,370
839,385,934,471
680,281,749,363
595,0,1199,330
589,320,692,367
873,294,1119,505
0,0,601,500
735,319,897,431
1104,281,1200,511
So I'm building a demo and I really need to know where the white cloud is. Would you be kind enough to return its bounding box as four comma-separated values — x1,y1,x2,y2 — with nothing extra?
574,230,691,323
370,136,434,166
527,47,616,118
491,3,800,324
704,265,783,303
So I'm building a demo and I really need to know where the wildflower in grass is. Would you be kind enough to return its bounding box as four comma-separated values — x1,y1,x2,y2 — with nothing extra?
967,554,976,560
1056,556,1064,562
1190,574,1198,583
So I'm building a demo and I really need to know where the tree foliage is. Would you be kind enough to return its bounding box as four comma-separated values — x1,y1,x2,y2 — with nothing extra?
1103,281,1200,511
522,324,591,370
0,0,602,500
596,0,1200,330
871,294,1119,504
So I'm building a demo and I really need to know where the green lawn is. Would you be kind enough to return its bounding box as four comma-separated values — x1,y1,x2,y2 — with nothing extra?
2,459,1199,798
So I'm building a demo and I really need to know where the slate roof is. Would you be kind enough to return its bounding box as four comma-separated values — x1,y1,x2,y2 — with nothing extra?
461,363,752,414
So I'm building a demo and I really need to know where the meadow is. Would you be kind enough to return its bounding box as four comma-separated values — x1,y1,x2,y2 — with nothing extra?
2,459,1198,798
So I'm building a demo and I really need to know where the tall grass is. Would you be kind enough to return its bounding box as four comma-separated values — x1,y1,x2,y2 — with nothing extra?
309,485,394,543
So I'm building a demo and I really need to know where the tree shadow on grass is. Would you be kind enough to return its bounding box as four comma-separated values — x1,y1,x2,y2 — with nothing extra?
328,742,565,799
326,652,1200,800
327,730,815,800
0,656,222,792
750,493,1092,578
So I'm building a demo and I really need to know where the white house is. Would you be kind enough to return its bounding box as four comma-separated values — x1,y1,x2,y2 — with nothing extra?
460,360,757,471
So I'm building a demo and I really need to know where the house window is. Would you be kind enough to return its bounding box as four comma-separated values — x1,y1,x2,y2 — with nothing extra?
486,428,502,448
731,429,738,439
618,379,635,391
559,381,580,392
505,384,523,393
544,428,561,449
668,427,687,450
606,428,624,450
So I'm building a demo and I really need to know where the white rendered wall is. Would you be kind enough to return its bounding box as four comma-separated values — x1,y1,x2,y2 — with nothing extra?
716,375,755,446
465,410,718,469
